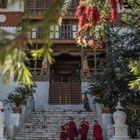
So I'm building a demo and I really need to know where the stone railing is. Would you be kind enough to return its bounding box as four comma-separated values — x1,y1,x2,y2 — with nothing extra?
0,96,35,139
101,101,140,140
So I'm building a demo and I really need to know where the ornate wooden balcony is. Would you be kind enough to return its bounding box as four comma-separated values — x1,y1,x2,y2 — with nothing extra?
29,67,49,81
28,0,79,19
28,8,77,19
27,25,78,44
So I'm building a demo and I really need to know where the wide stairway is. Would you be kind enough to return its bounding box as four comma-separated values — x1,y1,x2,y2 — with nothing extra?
15,109,97,140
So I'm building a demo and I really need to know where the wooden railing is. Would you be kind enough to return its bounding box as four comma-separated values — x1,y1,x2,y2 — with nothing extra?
29,68,48,81
27,25,78,39
81,68,102,81
28,0,130,17
49,82,82,104
28,8,77,16
28,0,79,16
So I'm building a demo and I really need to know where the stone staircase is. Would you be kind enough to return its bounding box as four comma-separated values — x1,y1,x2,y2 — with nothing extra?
14,109,97,140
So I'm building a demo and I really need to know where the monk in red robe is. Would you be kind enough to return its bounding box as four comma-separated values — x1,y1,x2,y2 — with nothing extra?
93,120,103,140
60,123,69,140
83,94,90,111
68,117,78,140
79,117,89,140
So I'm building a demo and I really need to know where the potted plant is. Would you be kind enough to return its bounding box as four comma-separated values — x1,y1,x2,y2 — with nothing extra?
8,91,27,113
14,86,28,95
94,94,110,113
24,83,37,96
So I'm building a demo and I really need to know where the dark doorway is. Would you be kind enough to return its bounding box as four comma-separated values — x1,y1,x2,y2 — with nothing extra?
49,54,82,104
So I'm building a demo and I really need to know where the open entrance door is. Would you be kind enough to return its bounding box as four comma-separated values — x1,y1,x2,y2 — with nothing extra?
49,54,82,104
60,73,71,83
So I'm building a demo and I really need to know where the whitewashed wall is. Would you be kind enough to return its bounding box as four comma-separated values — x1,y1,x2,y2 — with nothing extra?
0,80,95,110
0,79,18,101
0,27,20,40
34,82,49,110
0,79,50,110
0,27,18,33
0,0,24,12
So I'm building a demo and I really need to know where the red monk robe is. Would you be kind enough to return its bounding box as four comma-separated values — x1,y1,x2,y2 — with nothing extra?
93,120,103,140
79,118,89,140
68,118,78,140
60,123,69,140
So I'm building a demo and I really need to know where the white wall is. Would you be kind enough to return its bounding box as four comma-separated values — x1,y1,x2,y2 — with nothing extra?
0,78,18,101
0,0,24,12
28,82,92,110
0,27,18,33
0,79,50,110
0,80,95,111
34,82,49,110
0,27,20,40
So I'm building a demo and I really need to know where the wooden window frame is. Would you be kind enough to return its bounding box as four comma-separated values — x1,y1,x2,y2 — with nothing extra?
0,0,7,8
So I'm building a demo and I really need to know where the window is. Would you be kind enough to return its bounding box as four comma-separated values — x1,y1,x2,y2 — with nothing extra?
123,0,131,9
36,0,46,8
36,0,57,9
50,25,78,39
88,53,106,70
61,25,72,39
31,28,37,39
46,0,55,8
50,25,59,39
0,0,7,8
72,25,78,38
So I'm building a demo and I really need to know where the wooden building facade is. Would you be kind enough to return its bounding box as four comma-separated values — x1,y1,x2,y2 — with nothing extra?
0,0,129,107
26,0,106,105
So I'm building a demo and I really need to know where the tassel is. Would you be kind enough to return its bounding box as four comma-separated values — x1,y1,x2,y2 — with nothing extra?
76,2,86,16
110,0,118,22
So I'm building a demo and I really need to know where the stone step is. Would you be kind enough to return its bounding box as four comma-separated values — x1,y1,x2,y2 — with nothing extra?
15,109,97,140
15,136,93,140
24,120,95,124
15,137,93,140
32,109,96,112
30,113,96,116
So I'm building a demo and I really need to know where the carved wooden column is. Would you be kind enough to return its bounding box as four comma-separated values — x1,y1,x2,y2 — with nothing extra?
83,54,89,70
41,58,50,81
94,48,97,73
81,49,89,81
